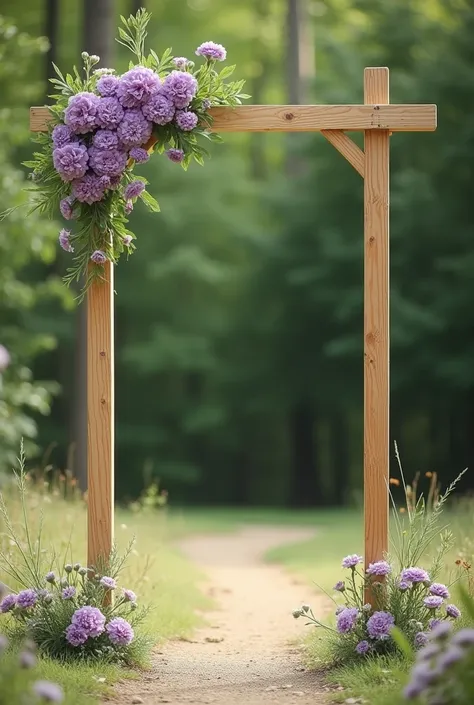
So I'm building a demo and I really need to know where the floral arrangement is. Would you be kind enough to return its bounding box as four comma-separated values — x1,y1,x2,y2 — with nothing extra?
26,9,248,295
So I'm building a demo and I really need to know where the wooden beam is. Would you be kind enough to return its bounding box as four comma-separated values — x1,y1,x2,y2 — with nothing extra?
87,262,114,570
363,68,390,577
322,130,365,177
30,103,437,134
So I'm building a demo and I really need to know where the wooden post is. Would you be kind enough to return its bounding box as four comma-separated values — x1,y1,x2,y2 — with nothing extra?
363,67,390,571
87,263,114,569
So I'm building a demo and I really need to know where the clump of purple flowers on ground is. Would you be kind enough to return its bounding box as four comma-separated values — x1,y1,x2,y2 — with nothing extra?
27,9,248,297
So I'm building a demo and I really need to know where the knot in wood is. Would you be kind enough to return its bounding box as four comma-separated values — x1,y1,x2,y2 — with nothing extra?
285,112,294,121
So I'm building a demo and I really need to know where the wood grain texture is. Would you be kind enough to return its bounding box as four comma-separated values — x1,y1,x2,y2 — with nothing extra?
87,263,114,569
364,68,390,572
30,103,437,133
321,130,365,176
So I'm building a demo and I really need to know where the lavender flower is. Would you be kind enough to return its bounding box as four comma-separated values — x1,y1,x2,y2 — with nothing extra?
0,593,17,613
45,571,56,584
124,180,145,200
97,74,120,97
59,197,74,220
333,581,345,592
366,560,391,576
173,57,190,69
163,71,198,109
341,554,363,569
142,90,175,124
424,595,444,610
415,632,429,648
72,173,106,204
430,583,450,599
117,66,161,107
175,110,198,131
20,650,37,668
105,617,134,646
166,148,185,163
452,628,474,646
366,611,395,640
100,576,117,590
129,147,149,163
33,681,64,703
91,250,107,265
123,589,137,602
52,124,75,148
398,580,410,591
446,604,461,619
438,645,465,670
65,623,88,646
356,640,370,655
195,41,227,61
62,586,76,600
117,108,152,148
336,607,359,634
96,97,124,130
0,345,10,372
401,567,430,584
71,606,105,637
93,129,120,151
53,143,89,182
89,147,127,177
16,589,37,609
64,92,99,134
59,229,74,253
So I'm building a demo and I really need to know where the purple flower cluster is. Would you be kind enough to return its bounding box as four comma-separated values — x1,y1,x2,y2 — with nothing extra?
341,554,363,569
366,560,391,576
16,589,37,609
401,567,430,585
336,607,359,634
106,617,134,646
100,576,117,590
65,606,106,646
0,593,17,613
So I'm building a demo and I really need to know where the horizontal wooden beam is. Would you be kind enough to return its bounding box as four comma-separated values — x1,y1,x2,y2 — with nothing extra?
30,103,437,134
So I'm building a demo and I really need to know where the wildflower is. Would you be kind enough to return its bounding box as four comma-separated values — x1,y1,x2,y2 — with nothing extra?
65,623,88,646
142,91,175,124
366,611,395,640
117,108,153,148
166,148,185,163
129,147,149,163
53,143,89,182
62,586,76,600
173,57,190,69
336,607,359,634
117,66,161,108
100,576,117,590
45,571,56,584
89,147,128,177
78,567,87,577
175,110,199,131
0,593,17,613
163,70,198,109
195,41,227,61
72,173,106,204
424,595,444,610
399,580,410,591
71,606,106,637
414,632,428,648
429,583,449,599
341,554,363,569
59,197,74,220
401,567,430,584
96,97,124,129
122,235,133,246
93,129,120,151
106,617,134,646
52,124,75,148
123,589,137,603
333,580,345,592
97,74,119,97
32,680,64,702
366,560,391,576
0,345,10,372
20,650,37,668
124,180,145,200
446,604,461,619
91,250,107,265
17,589,38,609
292,609,302,618
64,92,99,134
73,563,81,572
356,640,370,654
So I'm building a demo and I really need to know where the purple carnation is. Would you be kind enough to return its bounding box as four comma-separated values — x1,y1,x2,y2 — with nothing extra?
415,632,429,648
52,124,75,148
117,109,152,148
336,607,359,634
59,229,74,253
100,576,116,590
64,92,99,134
96,97,124,130
401,567,430,584
166,148,185,163
367,610,395,639
0,593,17,613
32,680,64,703
105,617,134,646
91,250,107,265
356,640,370,654
65,622,88,646
17,589,37,609
342,554,363,569
117,66,161,108
424,595,444,610
367,560,391,576
124,180,145,200
89,147,127,177
175,110,198,131
72,173,106,204
123,589,136,602
93,129,119,151
173,57,190,69
142,90,175,125
399,580,410,591
97,74,119,97
59,197,74,220
163,71,198,109
446,604,461,619
129,147,149,163
62,586,76,600
71,606,105,637
333,581,345,592
195,41,227,62
430,583,450,599
53,143,88,182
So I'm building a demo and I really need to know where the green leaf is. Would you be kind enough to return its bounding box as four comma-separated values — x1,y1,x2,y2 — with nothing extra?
140,190,160,213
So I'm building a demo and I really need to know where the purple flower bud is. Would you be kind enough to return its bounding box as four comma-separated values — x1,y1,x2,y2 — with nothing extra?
429,583,450,599
356,640,370,654
123,588,137,602
166,148,185,163
414,632,428,648
124,180,145,200
90,250,107,265
59,197,75,220
333,581,345,592
175,110,198,131
446,604,461,619
100,576,117,590
59,229,74,253
62,586,76,600
1,593,17,613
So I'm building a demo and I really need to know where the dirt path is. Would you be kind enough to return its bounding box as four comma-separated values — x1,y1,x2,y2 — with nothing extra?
108,525,333,705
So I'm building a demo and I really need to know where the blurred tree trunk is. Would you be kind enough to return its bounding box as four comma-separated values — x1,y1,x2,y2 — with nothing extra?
73,0,114,491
